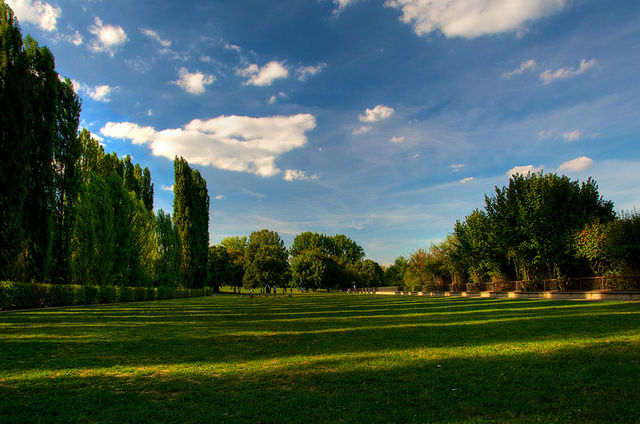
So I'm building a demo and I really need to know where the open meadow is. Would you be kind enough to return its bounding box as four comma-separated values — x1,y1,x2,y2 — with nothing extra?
1,293,639,423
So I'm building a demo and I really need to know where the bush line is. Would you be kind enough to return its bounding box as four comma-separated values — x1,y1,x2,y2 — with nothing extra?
0,282,215,311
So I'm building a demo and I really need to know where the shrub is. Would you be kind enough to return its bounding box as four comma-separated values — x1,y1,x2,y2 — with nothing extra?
119,286,135,302
0,281,12,310
146,287,157,301
45,284,75,307
84,286,100,304
156,287,168,300
133,287,147,301
99,286,117,303
73,286,86,305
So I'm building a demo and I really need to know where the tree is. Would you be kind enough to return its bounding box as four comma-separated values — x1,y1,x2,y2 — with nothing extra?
207,245,232,290
383,256,408,286
173,157,210,288
154,210,181,287
290,248,328,290
243,229,288,289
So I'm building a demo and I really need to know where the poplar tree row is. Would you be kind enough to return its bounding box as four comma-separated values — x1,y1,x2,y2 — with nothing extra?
0,3,211,288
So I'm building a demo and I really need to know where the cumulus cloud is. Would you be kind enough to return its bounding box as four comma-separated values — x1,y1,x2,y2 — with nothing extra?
72,81,117,102
89,17,128,56
267,91,287,104
140,28,171,47
359,105,395,123
100,114,317,178
172,67,215,95
390,136,405,144
332,0,358,12
506,164,544,177
161,184,174,192
7,0,60,31
352,126,372,135
558,156,593,172
283,169,320,181
384,0,566,38
238,61,289,86
296,63,327,81
502,59,536,79
562,130,581,142
540,58,597,85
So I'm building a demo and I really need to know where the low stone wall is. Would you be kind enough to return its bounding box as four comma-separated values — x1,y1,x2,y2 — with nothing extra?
373,290,640,301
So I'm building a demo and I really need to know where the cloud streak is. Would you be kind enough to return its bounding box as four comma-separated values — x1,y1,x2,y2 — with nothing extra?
540,58,597,85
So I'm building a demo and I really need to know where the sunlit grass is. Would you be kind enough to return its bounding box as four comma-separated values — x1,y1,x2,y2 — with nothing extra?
1,293,639,423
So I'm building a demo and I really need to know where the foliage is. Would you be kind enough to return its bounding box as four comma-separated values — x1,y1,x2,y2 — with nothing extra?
382,256,408,286
242,229,288,289
173,157,210,288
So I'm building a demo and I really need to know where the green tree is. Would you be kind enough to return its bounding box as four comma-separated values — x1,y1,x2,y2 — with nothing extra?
154,210,181,287
290,248,328,290
383,256,408,286
173,157,210,288
243,229,288,289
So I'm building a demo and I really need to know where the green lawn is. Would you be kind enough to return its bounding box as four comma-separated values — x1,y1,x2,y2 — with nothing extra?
1,293,639,423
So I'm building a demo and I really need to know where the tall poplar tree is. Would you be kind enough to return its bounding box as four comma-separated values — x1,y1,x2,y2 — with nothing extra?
173,157,210,288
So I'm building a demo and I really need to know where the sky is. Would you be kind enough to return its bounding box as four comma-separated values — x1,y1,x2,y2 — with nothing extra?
7,0,640,264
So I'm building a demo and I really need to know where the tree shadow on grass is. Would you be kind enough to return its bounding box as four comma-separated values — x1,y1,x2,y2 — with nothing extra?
1,297,639,375
1,340,639,424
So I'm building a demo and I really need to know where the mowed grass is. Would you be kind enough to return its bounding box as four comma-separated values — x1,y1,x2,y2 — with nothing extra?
1,293,639,423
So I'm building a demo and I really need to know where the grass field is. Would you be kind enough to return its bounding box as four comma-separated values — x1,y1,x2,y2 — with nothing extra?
1,293,639,423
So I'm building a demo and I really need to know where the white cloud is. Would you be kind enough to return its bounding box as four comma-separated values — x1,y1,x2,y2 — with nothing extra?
7,0,60,31
140,28,171,47
558,156,593,172
390,136,405,144
411,153,420,159
450,164,464,171
283,169,320,181
296,63,327,81
238,61,289,86
333,0,358,12
502,59,536,79
459,177,475,183
562,130,581,142
172,67,215,95
359,105,395,123
72,81,117,103
200,56,213,63
267,91,287,104
540,58,597,85
215,194,224,200
89,17,128,56
100,114,317,178
352,126,372,135
161,184,174,192
62,30,83,46
538,130,552,139
384,0,566,38
506,164,544,177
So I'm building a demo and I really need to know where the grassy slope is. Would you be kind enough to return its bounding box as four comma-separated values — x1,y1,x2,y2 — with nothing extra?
0,293,639,423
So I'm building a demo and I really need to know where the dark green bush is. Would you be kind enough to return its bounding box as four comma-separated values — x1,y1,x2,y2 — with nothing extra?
0,281,12,309
119,286,135,302
84,286,100,304
46,284,77,306
133,287,147,301
99,285,117,303
146,287,157,300
156,287,168,300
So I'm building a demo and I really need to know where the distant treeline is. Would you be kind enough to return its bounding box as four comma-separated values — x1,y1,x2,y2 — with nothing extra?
0,4,210,288
384,172,640,291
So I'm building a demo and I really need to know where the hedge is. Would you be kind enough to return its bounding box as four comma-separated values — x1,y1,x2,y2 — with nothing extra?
0,281,215,311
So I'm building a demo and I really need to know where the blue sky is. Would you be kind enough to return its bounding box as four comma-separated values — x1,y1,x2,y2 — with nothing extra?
9,0,640,264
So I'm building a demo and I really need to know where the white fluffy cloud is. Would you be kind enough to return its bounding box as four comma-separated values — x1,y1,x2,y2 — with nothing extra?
502,59,536,79
385,0,566,38
390,136,405,144
296,63,327,81
140,28,171,47
540,58,597,85
7,0,60,31
352,126,372,135
562,130,581,142
89,17,128,56
283,169,320,181
359,105,395,122
238,61,289,86
459,177,475,183
506,164,544,177
558,156,593,172
101,114,317,178
172,67,215,95
72,81,117,102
